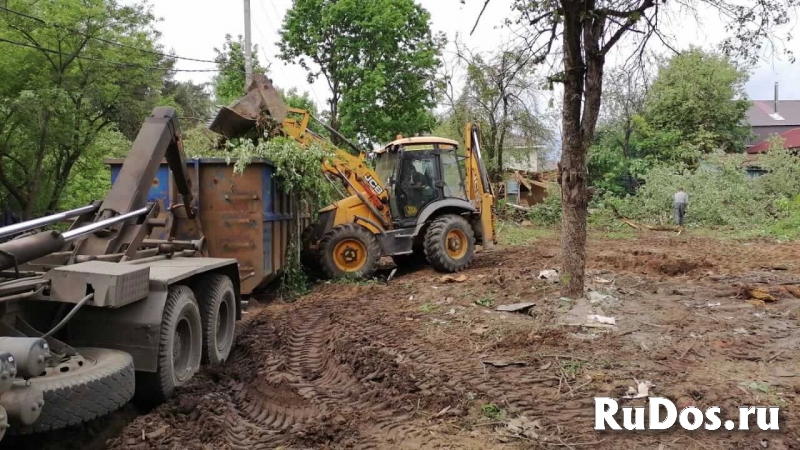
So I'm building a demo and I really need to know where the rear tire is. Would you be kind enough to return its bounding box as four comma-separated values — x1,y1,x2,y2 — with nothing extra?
136,285,202,405
319,224,380,279
192,274,236,365
423,214,475,273
15,348,134,434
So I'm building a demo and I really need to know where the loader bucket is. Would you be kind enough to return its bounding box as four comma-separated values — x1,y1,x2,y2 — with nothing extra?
208,73,288,138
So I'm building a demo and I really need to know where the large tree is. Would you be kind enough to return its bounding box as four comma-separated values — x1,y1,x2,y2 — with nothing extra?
452,40,551,174
278,0,445,145
590,49,752,195
473,0,797,297
641,48,751,154
0,0,168,217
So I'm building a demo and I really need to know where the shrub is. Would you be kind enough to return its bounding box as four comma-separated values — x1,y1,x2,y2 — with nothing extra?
527,183,562,225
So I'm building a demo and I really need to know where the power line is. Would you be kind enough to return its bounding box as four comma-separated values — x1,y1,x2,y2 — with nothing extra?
0,5,218,64
255,1,326,109
0,37,221,72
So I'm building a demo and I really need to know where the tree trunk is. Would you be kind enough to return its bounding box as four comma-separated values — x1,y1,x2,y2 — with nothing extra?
559,1,588,298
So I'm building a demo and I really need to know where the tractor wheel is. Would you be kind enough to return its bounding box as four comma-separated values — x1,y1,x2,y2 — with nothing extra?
423,214,475,273
192,274,237,366
319,224,380,279
135,285,202,405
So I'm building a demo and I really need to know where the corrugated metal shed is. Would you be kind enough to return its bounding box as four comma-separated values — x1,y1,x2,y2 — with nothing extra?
747,128,800,154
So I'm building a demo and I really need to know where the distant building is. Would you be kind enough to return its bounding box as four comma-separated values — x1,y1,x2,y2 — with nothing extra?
745,82,800,150
503,134,545,173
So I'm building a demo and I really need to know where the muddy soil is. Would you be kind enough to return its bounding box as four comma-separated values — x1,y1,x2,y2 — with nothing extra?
13,231,800,449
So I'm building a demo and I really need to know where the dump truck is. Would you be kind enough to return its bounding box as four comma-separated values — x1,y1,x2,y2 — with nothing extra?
0,107,301,440
209,75,498,280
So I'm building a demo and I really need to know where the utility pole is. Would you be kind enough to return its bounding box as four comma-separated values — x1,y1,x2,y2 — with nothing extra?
243,0,252,89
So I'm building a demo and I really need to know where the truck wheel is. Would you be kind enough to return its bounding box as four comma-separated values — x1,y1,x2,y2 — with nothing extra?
14,348,134,434
136,285,202,405
193,274,236,365
319,224,380,279
423,215,475,273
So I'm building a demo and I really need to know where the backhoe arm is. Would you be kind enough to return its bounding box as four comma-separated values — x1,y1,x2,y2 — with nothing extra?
464,123,497,246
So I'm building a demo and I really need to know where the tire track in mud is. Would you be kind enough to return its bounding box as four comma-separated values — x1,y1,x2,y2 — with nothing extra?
331,306,596,427
216,303,448,449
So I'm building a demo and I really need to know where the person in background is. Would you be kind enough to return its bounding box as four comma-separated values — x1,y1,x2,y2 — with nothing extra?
673,187,689,226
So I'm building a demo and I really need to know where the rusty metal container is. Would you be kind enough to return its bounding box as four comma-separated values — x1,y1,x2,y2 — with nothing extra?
106,158,297,295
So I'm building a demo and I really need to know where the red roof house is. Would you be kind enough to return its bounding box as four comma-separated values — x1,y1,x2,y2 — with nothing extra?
747,127,800,154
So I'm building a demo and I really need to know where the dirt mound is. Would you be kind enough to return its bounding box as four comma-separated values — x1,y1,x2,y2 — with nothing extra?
594,249,713,276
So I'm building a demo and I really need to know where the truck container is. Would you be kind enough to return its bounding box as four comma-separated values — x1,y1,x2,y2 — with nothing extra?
106,157,298,295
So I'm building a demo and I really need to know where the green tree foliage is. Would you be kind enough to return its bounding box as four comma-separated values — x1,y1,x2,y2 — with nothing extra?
213,34,267,106
641,48,751,155
453,41,552,174
162,78,214,122
589,49,753,197
278,0,445,145
610,136,800,230
0,0,168,217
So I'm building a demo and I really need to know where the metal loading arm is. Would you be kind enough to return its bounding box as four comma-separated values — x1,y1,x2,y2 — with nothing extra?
74,107,195,256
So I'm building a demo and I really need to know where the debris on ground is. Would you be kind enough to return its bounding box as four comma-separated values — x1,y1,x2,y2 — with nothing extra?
495,302,536,313
504,416,541,440
587,291,620,308
472,324,491,335
439,274,468,283
538,269,559,281
738,284,778,302
623,380,654,399
481,360,527,368
587,314,616,326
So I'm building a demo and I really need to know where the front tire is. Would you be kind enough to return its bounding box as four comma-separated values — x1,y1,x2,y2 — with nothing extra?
319,224,380,279
15,348,134,434
193,274,236,365
136,285,202,405
423,214,475,273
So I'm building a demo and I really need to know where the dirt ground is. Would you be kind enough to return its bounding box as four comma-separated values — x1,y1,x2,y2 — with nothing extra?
12,227,800,449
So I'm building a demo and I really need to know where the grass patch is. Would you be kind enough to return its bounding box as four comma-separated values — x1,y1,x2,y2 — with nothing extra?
480,403,506,420
419,303,438,313
474,298,493,308
497,222,557,246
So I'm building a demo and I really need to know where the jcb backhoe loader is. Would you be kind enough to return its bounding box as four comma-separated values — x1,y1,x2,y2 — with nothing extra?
209,75,497,279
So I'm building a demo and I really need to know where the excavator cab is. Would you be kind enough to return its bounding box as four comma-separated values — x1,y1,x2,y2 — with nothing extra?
374,137,468,225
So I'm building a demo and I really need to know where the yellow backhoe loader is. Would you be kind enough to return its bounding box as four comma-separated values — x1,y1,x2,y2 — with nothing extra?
209,75,496,279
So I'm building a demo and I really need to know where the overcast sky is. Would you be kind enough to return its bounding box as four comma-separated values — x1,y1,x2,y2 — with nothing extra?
146,1,799,106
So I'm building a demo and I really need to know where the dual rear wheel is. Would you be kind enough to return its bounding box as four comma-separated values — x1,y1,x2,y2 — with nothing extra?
137,274,236,404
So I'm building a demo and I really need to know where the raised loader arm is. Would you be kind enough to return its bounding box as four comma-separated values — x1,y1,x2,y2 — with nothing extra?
209,74,392,229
